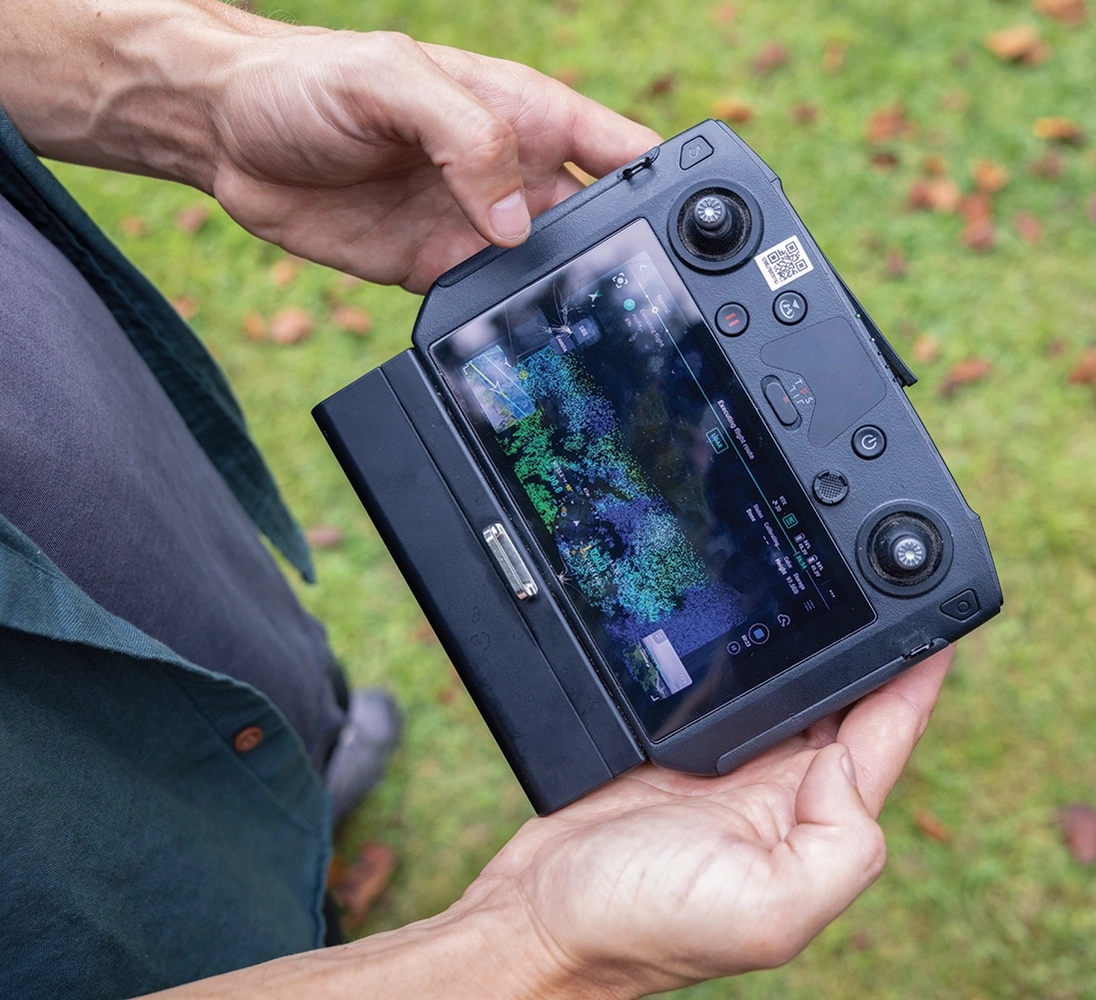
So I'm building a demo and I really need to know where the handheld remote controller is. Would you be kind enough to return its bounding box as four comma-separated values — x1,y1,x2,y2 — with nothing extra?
314,121,1001,814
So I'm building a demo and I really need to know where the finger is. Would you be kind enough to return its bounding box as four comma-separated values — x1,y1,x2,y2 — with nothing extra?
565,98,663,179
363,34,532,246
836,645,954,817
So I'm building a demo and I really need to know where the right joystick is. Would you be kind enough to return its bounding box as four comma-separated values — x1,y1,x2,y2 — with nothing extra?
865,510,945,590
672,186,757,268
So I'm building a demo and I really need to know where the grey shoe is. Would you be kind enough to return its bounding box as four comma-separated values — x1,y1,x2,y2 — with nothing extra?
325,689,402,824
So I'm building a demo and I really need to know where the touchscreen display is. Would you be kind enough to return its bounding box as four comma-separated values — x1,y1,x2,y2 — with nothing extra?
432,220,874,740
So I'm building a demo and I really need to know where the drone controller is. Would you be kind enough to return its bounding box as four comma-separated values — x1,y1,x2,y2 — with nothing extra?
314,121,1001,814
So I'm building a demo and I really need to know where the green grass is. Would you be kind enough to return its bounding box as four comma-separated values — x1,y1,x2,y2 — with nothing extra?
53,0,1096,995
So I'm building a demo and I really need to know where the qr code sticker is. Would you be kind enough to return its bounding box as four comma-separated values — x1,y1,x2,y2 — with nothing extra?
754,236,814,291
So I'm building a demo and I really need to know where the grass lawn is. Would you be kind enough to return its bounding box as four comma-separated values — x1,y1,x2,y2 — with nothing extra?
53,0,1096,996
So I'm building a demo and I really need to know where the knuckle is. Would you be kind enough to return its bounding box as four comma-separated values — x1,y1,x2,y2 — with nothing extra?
461,112,519,172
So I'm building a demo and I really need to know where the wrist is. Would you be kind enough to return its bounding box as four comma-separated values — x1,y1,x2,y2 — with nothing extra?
1,1,284,191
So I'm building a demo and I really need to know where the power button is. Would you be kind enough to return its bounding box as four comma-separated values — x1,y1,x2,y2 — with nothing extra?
852,425,886,460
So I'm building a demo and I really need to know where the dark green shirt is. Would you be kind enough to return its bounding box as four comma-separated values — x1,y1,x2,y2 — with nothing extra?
0,110,330,998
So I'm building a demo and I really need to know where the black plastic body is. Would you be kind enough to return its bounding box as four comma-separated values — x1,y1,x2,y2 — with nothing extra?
314,121,1001,814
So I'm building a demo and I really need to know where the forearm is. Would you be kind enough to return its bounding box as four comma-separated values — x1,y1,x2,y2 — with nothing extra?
140,892,623,1000
0,0,283,191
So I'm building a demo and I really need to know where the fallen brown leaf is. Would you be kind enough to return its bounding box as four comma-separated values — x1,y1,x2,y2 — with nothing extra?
1033,116,1085,143
914,808,952,843
870,151,900,170
866,104,914,144
912,334,940,364
329,842,398,925
852,930,872,952
712,1,738,23
751,42,789,76
713,97,754,124
270,257,301,288
822,37,846,73
552,66,582,87
922,155,949,177
331,304,373,336
241,310,266,342
1028,149,1064,178
175,203,211,234
908,176,962,213
647,73,676,97
1035,0,1086,25
1059,803,1096,864
1067,347,1096,386
1014,211,1044,243
958,192,993,225
172,296,199,320
972,159,1009,193
940,357,992,396
269,307,313,345
1047,337,1069,357
940,90,969,112
305,525,344,549
885,249,907,278
961,218,997,252
119,215,147,238
985,25,1052,64
792,103,819,125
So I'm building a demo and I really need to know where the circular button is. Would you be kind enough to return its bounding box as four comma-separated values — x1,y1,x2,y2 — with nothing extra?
727,639,743,656
773,291,807,325
892,535,927,570
813,470,849,505
694,196,727,230
748,623,770,645
233,725,265,753
715,302,750,336
852,425,886,460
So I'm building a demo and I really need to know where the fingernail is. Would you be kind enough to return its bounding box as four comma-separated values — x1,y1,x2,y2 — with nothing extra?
841,751,859,788
489,190,531,241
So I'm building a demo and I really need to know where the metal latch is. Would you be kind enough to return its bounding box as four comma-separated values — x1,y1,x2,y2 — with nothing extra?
483,523,538,601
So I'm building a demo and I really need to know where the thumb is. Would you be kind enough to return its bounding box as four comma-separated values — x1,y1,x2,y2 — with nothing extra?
779,743,888,931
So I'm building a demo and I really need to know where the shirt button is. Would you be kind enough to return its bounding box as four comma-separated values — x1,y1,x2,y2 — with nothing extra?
233,726,265,753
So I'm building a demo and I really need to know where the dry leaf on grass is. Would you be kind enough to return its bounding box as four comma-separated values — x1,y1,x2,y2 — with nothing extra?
972,159,1009,193
552,66,582,87
1035,0,1086,25
1014,211,1044,243
331,304,373,336
119,215,147,238
870,151,900,169
912,334,940,364
823,37,846,73
647,74,676,97
959,192,994,225
270,258,301,288
175,203,211,234
1059,804,1096,864
172,297,199,320
1033,116,1085,143
1067,347,1096,386
914,808,952,843
269,307,313,345
305,525,344,549
940,357,992,396
907,177,962,213
985,25,1052,64
329,842,398,925
866,104,915,144
885,249,908,278
751,42,789,76
713,97,754,123
241,310,266,342
792,103,819,125
1028,149,1064,178
961,218,997,251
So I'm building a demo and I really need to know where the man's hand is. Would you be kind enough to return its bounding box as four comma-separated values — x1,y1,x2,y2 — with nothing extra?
211,32,659,291
1,1,659,292
460,647,953,998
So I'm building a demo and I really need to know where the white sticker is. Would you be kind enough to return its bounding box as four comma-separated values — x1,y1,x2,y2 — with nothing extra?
754,235,814,291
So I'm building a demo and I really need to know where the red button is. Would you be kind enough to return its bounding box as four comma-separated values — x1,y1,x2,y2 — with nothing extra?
716,302,750,337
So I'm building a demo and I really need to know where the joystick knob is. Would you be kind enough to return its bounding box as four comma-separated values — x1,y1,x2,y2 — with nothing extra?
676,188,753,263
868,512,942,586
693,196,728,231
